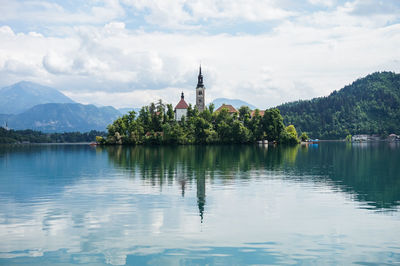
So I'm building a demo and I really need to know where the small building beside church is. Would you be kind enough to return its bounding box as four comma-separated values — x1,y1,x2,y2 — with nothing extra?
175,92,189,121
216,104,238,114
250,110,265,118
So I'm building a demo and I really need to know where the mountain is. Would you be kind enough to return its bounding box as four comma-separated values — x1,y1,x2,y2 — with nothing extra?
0,81,75,114
277,72,400,139
211,98,257,110
7,103,121,133
0,114,12,125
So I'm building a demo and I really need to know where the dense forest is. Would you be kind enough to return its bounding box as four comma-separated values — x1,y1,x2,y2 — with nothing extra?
0,128,105,144
102,102,303,145
278,72,400,139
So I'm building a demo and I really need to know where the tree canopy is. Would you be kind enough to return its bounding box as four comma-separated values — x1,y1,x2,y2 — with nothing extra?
103,100,299,145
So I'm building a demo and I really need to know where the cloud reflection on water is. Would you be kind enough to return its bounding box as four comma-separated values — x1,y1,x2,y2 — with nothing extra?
0,143,399,265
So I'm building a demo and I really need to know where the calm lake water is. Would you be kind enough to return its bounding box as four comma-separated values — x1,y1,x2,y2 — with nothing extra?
0,142,399,265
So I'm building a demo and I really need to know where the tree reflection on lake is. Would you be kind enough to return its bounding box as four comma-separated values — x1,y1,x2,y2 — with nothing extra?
104,142,400,214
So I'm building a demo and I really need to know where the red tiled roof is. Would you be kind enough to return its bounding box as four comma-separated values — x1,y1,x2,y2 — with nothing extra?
216,104,238,113
251,110,265,117
175,98,189,109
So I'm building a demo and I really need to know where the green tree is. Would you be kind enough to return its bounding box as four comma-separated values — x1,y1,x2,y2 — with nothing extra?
208,103,215,114
300,132,309,142
216,121,231,143
194,117,211,143
238,106,251,122
280,125,299,144
166,104,175,121
262,108,285,142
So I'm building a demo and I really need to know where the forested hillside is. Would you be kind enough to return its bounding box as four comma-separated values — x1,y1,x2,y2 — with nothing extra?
278,72,400,139
0,128,104,143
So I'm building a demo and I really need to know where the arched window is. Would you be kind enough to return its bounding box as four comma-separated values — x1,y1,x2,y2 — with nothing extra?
199,91,202,95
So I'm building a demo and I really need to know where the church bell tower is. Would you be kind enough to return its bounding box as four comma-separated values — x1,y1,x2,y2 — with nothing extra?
196,65,206,112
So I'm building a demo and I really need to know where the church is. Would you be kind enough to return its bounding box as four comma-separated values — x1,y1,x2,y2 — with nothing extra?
174,66,205,120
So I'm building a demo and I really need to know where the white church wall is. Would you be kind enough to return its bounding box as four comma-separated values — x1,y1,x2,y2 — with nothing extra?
175,108,187,121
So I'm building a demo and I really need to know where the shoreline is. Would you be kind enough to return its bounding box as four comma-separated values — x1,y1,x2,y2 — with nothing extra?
2,139,399,145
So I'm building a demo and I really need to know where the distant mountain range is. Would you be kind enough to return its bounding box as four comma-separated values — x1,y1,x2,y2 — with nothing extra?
278,72,400,139
0,81,75,114
0,81,121,132
5,103,121,133
211,98,257,110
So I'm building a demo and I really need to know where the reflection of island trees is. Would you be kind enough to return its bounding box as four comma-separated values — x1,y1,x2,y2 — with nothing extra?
103,143,400,214
103,145,284,221
103,145,284,182
290,143,400,210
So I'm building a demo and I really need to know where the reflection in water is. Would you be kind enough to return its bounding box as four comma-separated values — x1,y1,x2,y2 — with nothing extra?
104,143,400,213
0,143,399,265
103,145,284,222
197,175,205,222
294,142,400,210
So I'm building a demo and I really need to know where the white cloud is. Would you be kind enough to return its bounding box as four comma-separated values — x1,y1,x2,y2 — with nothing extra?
347,0,400,16
42,51,74,74
0,25,15,36
0,0,125,25
308,0,335,7
2,21,400,108
187,0,294,21
122,0,294,29
0,1,399,109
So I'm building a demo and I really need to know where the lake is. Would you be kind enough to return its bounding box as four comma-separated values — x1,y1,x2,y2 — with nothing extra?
0,142,399,265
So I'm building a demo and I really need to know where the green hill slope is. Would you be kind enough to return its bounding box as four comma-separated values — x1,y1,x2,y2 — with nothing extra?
277,72,400,139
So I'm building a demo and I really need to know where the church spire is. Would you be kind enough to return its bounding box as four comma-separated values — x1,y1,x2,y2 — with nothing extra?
195,65,205,112
197,65,204,88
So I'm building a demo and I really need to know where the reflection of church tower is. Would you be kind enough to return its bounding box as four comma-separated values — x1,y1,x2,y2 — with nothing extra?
195,65,206,112
179,179,186,197
197,175,206,223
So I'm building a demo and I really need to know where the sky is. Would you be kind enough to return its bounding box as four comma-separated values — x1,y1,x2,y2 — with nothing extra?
0,0,399,109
